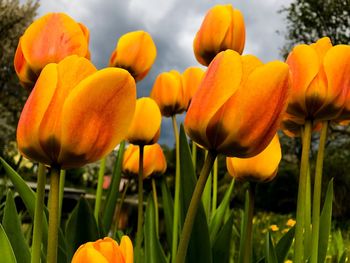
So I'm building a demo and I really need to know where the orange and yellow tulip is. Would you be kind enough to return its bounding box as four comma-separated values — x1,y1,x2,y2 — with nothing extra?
123,144,167,178
126,97,161,145
281,112,321,137
226,134,281,182
14,13,90,89
150,70,187,117
193,4,245,66
286,37,350,122
182,66,205,109
17,55,136,169
71,236,133,263
109,31,157,82
185,50,290,157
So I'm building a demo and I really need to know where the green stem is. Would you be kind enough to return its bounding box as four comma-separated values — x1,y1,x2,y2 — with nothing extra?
94,157,106,221
212,158,218,214
310,121,328,263
31,163,46,263
114,180,130,234
176,151,217,263
135,145,144,263
152,178,159,237
191,141,197,171
47,166,60,263
58,169,66,226
294,120,312,263
239,183,255,263
171,115,180,263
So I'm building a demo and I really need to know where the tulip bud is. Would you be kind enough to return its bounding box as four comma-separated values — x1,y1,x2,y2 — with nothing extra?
71,236,133,263
193,4,245,66
17,55,136,169
286,37,350,122
150,70,187,117
14,13,90,90
126,97,161,145
123,144,167,179
109,31,157,82
185,50,290,157
182,67,205,109
226,134,281,183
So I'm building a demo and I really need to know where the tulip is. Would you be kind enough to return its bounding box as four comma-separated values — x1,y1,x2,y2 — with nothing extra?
71,236,133,263
150,70,187,117
126,97,161,145
17,55,136,169
14,13,90,89
193,4,245,66
184,50,290,158
281,112,322,137
182,66,205,109
286,37,350,122
122,143,167,178
226,134,281,183
109,31,157,82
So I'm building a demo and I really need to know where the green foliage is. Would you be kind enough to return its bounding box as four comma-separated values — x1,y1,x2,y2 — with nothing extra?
0,0,38,160
0,224,17,263
280,0,350,57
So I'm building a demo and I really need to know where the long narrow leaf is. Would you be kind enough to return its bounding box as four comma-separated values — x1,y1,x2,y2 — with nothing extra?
212,212,234,263
275,226,295,263
144,195,167,263
2,191,31,263
0,224,17,263
209,179,235,244
179,125,212,263
160,178,174,250
318,179,333,263
202,171,212,221
265,232,278,263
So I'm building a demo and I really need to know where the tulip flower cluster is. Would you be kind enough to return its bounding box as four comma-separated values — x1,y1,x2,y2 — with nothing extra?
5,3,350,263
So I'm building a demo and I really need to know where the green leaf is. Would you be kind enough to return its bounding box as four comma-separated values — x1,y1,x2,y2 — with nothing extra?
318,179,333,263
304,167,312,260
275,226,295,263
144,195,167,263
265,232,278,263
102,141,125,233
160,178,174,250
202,171,212,221
2,191,30,263
339,250,347,263
179,125,212,263
65,197,100,261
209,179,235,244
0,224,17,263
212,211,234,263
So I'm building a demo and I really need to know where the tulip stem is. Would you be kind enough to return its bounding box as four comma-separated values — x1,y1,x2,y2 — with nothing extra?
294,120,312,263
152,178,159,236
58,169,66,226
176,151,217,263
191,141,197,171
135,145,144,263
31,163,46,263
239,183,255,263
212,158,218,214
94,157,106,221
47,166,60,263
310,121,328,263
114,180,130,234
171,115,181,263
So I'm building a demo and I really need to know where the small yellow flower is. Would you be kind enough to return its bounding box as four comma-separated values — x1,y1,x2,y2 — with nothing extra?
284,260,293,263
286,219,296,227
270,225,279,232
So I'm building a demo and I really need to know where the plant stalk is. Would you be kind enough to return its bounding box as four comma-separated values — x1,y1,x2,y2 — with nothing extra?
135,145,144,263
191,141,197,171
152,178,159,236
58,169,66,226
94,157,106,221
212,158,218,214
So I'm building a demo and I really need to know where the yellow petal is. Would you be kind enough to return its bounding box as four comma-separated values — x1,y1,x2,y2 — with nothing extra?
123,144,140,175
182,67,205,109
222,8,245,54
226,134,281,182
58,67,136,168
310,37,332,59
120,236,134,263
126,97,161,145
71,243,110,263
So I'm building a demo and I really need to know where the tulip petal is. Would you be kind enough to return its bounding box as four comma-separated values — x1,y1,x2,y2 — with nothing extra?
310,37,332,59
20,13,89,73
217,61,289,157
17,63,59,165
182,67,205,108
93,238,125,263
71,243,110,263
222,8,245,54
120,235,134,263
185,50,243,150
286,44,320,118
58,67,136,168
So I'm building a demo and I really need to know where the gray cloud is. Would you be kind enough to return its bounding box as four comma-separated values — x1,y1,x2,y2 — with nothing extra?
38,0,292,146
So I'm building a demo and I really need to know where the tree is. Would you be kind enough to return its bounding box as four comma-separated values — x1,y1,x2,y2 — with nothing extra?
279,0,350,57
0,0,39,161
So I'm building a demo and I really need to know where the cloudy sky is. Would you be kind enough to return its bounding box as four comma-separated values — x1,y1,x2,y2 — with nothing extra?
38,0,292,146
